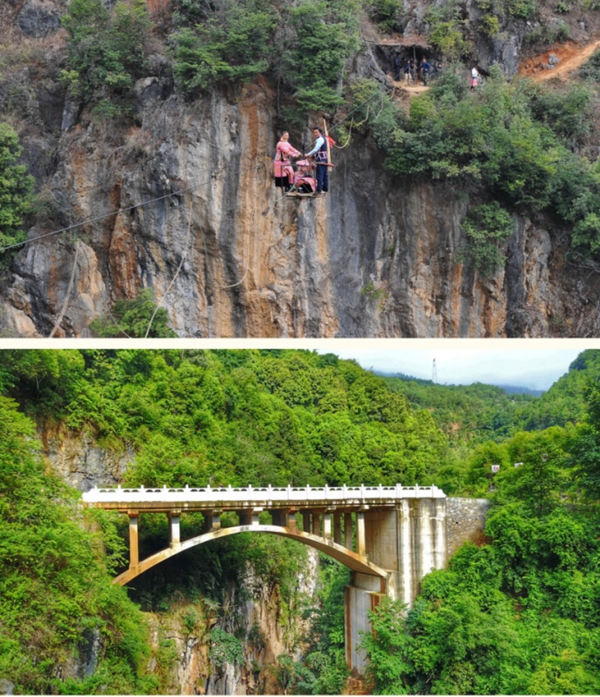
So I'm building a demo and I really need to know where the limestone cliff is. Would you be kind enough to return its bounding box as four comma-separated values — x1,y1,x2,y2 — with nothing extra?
1,0,599,337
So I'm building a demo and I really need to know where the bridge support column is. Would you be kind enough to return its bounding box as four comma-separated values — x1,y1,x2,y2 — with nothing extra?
128,513,139,570
418,500,434,580
434,499,447,570
334,512,342,544
169,513,181,547
357,511,366,557
312,511,320,536
302,510,310,532
345,573,384,671
323,512,332,538
238,510,251,525
344,512,353,550
272,508,290,527
203,511,213,532
399,500,413,607
252,508,262,525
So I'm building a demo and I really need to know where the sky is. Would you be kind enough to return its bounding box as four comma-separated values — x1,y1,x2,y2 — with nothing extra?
320,341,599,391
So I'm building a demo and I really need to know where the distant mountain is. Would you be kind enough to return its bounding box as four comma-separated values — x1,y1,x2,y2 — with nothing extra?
493,384,544,396
382,350,600,442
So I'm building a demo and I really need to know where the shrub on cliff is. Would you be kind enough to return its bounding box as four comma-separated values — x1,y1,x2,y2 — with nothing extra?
280,0,361,115
350,68,600,259
89,288,177,338
61,0,151,118
172,0,276,93
172,0,361,115
0,122,33,255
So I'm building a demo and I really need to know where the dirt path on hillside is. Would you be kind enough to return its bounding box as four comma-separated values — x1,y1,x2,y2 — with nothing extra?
518,37,600,81
386,34,600,106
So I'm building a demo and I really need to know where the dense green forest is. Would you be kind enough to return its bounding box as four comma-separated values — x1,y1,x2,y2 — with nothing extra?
0,348,599,693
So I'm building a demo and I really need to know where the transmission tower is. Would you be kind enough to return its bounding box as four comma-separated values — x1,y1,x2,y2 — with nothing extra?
432,358,438,383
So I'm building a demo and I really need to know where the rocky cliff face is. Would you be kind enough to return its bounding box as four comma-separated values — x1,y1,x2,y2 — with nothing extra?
145,562,317,696
1,0,599,337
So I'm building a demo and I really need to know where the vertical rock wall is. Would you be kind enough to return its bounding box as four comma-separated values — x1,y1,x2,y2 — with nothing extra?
1,60,598,336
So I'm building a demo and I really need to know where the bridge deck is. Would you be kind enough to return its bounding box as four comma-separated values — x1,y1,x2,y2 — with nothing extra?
82,483,446,512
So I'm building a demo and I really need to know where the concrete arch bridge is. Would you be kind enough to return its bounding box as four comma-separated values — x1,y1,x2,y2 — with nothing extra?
83,484,483,669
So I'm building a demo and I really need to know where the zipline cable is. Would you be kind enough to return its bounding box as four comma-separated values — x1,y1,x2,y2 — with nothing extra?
48,238,81,338
0,189,188,254
144,189,194,338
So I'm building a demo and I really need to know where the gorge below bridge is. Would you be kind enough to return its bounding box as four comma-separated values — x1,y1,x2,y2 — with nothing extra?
82,484,489,670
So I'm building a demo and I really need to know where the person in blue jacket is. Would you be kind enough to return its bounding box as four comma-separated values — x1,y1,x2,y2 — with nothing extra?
304,127,329,196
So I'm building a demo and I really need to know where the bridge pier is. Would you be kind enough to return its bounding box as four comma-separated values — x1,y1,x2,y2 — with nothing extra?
128,513,139,570
344,512,353,549
169,513,181,547
323,511,332,538
345,573,385,670
334,512,342,544
357,511,366,557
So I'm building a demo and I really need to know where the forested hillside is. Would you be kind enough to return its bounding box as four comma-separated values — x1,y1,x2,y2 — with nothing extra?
385,349,600,441
0,348,598,693
1,0,600,335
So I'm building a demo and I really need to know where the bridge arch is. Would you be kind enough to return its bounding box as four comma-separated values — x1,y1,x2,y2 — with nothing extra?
115,524,390,587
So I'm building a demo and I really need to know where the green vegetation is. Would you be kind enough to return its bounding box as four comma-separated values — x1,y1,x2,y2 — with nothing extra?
0,395,157,693
173,0,277,93
366,0,403,32
173,0,360,116
0,122,33,254
1,349,600,693
580,48,600,81
364,429,600,694
461,201,514,274
61,0,151,118
89,288,177,337
349,67,600,263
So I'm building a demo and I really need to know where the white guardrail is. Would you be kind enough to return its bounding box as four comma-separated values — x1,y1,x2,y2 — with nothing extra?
82,483,446,504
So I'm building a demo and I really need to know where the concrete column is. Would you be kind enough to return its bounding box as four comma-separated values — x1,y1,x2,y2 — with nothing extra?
302,510,310,532
399,500,412,607
203,511,213,532
169,513,181,547
238,509,252,525
345,574,382,671
252,508,262,525
344,512,353,550
434,498,447,570
212,512,221,531
357,511,366,557
128,514,139,569
418,499,434,580
312,511,321,536
334,512,342,544
323,512,332,538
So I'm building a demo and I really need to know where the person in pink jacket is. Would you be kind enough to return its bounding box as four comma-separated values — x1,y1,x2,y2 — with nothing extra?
274,131,301,191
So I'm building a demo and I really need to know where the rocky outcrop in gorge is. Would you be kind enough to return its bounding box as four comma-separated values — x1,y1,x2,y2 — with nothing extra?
1,0,599,337
145,561,317,696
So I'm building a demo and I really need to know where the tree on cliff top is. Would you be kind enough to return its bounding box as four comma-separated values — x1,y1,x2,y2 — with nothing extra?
0,123,33,254
61,0,151,118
